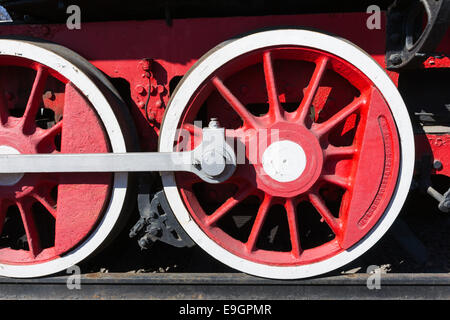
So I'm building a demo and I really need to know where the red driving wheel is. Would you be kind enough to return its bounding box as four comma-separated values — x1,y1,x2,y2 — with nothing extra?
0,38,136,278
160,29,414,278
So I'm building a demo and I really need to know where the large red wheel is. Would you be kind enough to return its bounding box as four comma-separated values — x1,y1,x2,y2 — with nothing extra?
160,29,415,279
0,38,136,278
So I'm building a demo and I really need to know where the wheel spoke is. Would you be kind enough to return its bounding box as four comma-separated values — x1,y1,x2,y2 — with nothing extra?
308,192,342,236
321,174,351,190
212,76,260,129
206,186,255,226
181,123,202,136
21,65,48,132
32,193,57,218
16,200,42,257
296,56,329,125
312,96,365,137
177,123,202,151
245,194,272,252
34,121,63,145
324,145,358,158
263,51,283,122
285,198,302,257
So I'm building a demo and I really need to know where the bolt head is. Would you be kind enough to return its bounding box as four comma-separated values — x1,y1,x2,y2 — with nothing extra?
201,150,226,177
389,54,403,65
208,118,220,128
140,58,153,72
135,85,146,95
433,160,443,171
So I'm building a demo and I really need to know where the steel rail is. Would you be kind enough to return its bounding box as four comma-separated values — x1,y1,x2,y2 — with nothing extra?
0,273,448,300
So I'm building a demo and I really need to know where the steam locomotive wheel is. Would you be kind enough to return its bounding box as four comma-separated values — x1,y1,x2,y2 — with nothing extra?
0,38,136,278
160,29,415,279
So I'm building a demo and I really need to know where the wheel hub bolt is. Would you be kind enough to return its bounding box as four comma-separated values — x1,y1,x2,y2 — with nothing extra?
201,150,226,178
208,118,220,129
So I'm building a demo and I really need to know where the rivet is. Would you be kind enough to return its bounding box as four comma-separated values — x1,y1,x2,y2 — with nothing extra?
433,160,443,171
389,54,403,66
135,85,146,95
140,58,153,72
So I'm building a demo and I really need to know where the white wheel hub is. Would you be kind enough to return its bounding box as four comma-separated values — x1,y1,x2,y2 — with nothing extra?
262,140,306,183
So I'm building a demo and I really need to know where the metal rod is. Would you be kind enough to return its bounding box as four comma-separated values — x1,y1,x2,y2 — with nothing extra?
426,186,444,202
0,151,196,173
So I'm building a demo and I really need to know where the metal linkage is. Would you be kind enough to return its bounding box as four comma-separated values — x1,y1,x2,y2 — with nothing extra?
416,155,450,213
427,186,450,213
386,0,450,70
439,188,450,212
0,120,237,184
130,176,195,249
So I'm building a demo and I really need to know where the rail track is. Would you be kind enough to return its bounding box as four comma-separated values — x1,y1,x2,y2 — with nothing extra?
0,272,449,300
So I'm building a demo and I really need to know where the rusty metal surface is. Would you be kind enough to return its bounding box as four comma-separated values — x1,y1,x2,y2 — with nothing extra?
0,272,449,300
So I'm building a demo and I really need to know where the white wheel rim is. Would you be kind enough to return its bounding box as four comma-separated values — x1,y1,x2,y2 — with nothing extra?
0,39,129,278
159,29,415,279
